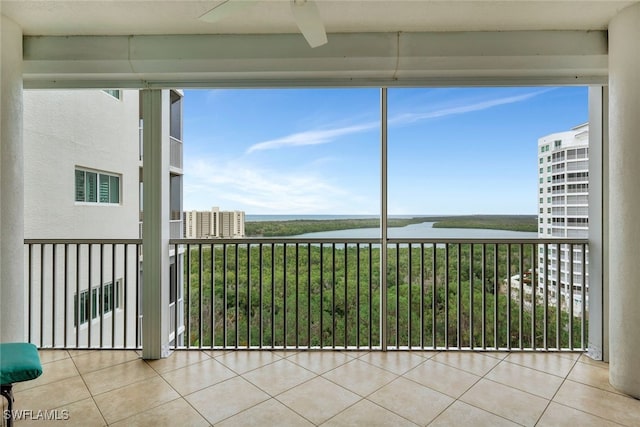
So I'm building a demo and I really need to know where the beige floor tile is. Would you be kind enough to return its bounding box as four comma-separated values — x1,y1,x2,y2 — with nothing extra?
341,350,370,358
537,402,621,427
368,377,453,425
578,353,607,367
567,361,621,395
272,350,300,358
243,358,316,396
217,398,314,426
554,379,640,426
460,378,548,427
15,397,106,427
504,352,576,377
13,376,90,412
202,349,230,358
14,357,79,392
288,351,352,374
110,398,209,427
83,359,158,395
66,349,95,358
322,399,417,427
431,351,501,376
57,397,106,427
358,352,425,375
322,359,398,397
214,351,281,374
403,359,480,398
483,351,511,360
429,400,519,427
277,377,360,425
144,350,211,374
555,351,583,361
72,350,140,374
37,349,70,364
486,360,564,399
93,376,179,424
186,376,269,424
161,357,237,396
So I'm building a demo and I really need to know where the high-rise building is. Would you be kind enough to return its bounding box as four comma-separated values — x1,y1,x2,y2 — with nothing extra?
537,123,589,315
183,207,245,238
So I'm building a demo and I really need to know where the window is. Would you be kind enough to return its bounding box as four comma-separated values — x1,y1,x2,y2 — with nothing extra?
539,158,543,164
102,89,121,99
554,139,562,148
74,280,122,327
75,168,120,204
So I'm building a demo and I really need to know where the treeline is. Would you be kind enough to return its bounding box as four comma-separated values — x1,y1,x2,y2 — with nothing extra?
181,242,586,349
244,215,537,237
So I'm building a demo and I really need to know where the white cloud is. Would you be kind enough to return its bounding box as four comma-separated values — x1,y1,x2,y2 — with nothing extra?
390,90,549,125
246,122,377,153
184,157,369,213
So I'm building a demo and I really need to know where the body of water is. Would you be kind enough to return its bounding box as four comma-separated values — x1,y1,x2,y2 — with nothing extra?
287,222,537,239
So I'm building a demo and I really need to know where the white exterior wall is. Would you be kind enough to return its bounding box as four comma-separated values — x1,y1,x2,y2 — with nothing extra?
24,90,140,239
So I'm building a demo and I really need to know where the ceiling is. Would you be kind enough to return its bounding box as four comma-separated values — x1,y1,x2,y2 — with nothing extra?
2,0,638,37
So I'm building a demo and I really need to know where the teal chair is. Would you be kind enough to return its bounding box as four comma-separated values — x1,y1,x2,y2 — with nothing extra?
0,343,43,427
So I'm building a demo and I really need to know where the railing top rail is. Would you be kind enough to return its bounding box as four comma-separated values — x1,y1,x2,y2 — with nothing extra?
169,237,589,245
24,239,142,244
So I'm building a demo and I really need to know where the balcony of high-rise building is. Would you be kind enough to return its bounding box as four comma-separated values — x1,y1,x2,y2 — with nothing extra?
3,1,640,425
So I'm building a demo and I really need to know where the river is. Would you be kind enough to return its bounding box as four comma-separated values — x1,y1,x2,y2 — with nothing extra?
286,222,537,239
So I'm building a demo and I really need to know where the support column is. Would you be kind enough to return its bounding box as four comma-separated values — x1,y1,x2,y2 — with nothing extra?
141,90,171,359
0,16,25,342
608,2,640,398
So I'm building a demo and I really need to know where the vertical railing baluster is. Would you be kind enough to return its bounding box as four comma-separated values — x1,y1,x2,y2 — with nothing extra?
112,244,116,348
556,243,561,350
64,243,69,348
283,243,288,348
420,243,425,349
259,243,263,349
307,243,311,348
569,243,574,350
532,243,537,350
469,244,474,349
408,244,413,348
99,243,104,348
52,243,57,347
457,244,461,349
271,243,275,348
88,244,92,349
210,243,215,349
40,243,45,347
368,243,373,348
235,244,239,349
28,244,33,344
518,244,524,349
481,243,486,350
395,244,400,348
356,244,361,349
581,244,586,349
543,243,549,350
295,243,299,349
444,244,450,350
223,244,228,348
344,243,348,348
506,244,511,351
200,243,205,348
320,244,324,348
332,243,336,349
124,244,129,348
493,243,498,350
185,243,191,349
432,243,436,349
136,243,140,349
247,243,251,348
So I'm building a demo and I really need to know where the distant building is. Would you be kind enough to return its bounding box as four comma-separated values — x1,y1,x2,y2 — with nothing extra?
537,123,589,315
184,207,245,238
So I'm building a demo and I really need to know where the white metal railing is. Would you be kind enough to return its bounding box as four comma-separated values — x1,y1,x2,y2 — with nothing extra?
170,136,183,170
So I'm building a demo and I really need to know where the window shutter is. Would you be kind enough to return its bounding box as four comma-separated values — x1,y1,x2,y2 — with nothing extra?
75,170,85,202
110,175,120,203
86,172,97,202
99,174,110,203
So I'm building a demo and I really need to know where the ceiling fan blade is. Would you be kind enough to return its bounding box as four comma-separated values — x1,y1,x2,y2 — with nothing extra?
290,0,327,48
199,0,257,23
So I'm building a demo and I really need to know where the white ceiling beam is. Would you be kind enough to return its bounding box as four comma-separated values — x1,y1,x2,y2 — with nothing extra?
23,31,607,89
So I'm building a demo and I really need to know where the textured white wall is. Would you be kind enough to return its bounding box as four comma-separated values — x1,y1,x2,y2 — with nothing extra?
608,2,640,398
23,90,140,239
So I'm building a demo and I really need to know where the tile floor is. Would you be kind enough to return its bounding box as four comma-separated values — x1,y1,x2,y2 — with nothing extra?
5,349,640,426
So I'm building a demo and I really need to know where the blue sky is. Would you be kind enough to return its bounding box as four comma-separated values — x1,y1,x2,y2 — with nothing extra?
183,86,588,215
